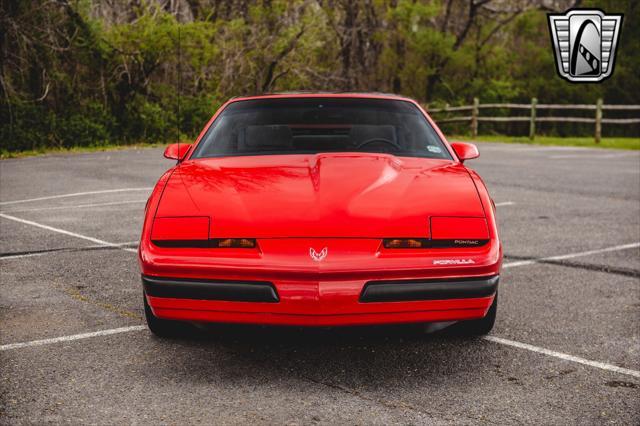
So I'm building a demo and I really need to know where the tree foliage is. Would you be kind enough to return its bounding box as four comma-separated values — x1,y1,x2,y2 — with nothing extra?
1,0,637,152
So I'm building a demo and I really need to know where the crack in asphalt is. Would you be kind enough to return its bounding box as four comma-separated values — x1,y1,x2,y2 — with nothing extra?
4,246,636,280
186,334,477,424
503,254,640,278
291,370,460,423
63,287,143,321
5,245,637,278
0,243,139,258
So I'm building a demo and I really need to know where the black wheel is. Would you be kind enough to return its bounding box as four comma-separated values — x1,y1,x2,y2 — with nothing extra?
143,292,186,338
450,292,497,336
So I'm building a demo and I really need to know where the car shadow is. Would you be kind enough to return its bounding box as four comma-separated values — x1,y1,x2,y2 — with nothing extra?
143,322,501,393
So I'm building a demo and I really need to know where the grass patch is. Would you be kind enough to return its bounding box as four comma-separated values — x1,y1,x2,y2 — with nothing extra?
0,142,166,159
2,135,639,159
451,135,640,150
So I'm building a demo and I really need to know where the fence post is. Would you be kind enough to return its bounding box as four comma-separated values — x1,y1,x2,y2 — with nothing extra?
471,97,479,138
595,98,603,144
529,97,537,140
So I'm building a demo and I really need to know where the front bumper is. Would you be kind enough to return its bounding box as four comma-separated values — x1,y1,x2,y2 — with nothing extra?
143,274,499,326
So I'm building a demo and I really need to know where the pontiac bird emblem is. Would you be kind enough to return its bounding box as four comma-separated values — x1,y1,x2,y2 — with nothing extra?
309,247,328,262
548,9,623,82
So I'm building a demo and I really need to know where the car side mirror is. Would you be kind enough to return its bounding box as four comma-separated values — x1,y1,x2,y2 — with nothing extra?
164,143,192,161
450,142,479,162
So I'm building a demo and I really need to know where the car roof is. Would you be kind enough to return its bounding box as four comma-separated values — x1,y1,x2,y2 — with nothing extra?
229,92,417,103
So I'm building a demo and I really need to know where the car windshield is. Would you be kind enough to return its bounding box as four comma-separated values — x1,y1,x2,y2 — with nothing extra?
191,97,452,160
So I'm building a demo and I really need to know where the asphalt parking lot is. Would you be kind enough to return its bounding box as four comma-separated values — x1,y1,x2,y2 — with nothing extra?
1,142,639,424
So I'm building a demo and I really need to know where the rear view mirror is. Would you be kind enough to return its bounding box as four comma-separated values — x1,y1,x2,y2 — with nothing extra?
450,142,479,162
164,143,192,161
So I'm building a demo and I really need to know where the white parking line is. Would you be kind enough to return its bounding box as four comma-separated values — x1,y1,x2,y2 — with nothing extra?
0,326,146,351
2,207,639,378
0,213,137,254
1,199,146,213
484,336,640,378
495,201,515,207
2,323,639,380
503,242,640,269
0,188,152,206
113,240,139,246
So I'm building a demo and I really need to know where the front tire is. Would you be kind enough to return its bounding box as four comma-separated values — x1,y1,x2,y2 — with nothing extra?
451,292,497,336
143,292,186,338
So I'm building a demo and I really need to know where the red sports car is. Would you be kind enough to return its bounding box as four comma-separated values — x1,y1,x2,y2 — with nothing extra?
139,93,502,337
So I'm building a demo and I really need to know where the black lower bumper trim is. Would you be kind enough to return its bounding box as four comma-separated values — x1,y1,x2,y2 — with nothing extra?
142,275,279,303
360,275,499,302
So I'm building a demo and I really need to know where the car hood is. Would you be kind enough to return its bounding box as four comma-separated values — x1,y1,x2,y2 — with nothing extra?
156,153,485,238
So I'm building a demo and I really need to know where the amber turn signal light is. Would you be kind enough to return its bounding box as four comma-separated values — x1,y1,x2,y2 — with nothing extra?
383,238,430,249
212,238,256,248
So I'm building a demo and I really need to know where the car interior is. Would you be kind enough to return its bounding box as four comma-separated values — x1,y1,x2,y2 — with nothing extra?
191,99,452,159
237,124,404,154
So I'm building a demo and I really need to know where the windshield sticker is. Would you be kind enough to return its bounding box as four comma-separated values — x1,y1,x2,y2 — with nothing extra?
427,145,442,153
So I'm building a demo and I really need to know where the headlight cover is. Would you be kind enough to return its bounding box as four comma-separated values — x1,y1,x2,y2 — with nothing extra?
151,217,256,248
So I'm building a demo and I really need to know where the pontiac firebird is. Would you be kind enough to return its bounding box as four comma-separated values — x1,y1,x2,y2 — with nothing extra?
139,93,502,337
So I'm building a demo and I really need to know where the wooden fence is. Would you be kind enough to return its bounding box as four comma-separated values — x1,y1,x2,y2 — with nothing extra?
427,98,640,143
